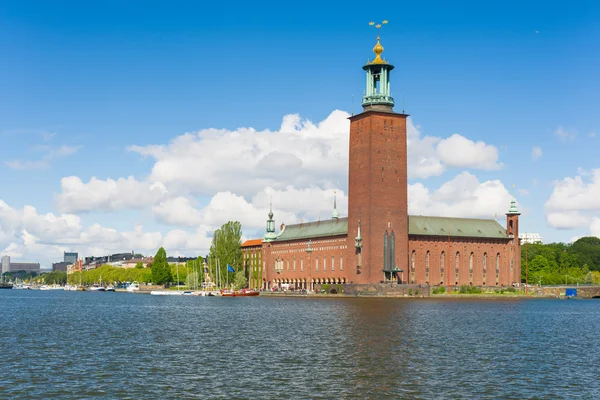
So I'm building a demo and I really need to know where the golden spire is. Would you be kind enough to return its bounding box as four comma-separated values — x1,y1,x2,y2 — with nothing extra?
367,20,388,64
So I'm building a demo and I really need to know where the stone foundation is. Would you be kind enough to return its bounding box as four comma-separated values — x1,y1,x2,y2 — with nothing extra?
315,283,430,297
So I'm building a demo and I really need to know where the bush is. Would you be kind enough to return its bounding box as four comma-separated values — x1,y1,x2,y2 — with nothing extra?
459,285,482,294
408,288,413,296
432,286,446,294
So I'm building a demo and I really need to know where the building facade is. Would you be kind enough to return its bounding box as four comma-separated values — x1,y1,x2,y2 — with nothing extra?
64,252,78,264
519,232,543,245
1,255,9,274
52,262,71,272
241,239,263,290
243,34,521,290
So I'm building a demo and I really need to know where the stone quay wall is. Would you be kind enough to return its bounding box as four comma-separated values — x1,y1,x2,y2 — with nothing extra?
316,283,430,297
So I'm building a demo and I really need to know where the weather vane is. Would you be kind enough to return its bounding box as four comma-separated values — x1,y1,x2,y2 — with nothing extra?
368,20,389,30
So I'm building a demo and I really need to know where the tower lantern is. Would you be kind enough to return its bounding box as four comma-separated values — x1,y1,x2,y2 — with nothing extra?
362,20,395,111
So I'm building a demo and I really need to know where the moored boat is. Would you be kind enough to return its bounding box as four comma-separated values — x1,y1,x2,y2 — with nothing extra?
150,290,184,296
126,282,140,292
221,289,260,297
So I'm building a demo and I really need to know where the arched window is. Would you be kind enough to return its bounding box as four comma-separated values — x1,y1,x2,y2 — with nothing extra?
483,253,487,273
425,251,430,281
315,258,319,272
301,258,304,272
340,256,343,271
332,256,335,271
384,231,389,271
323,257,327,272
469,253,474,282
496,253,500,284
293,259,296,272
440,251,445,284
455,252,460,283
483,252,487,283
411,251,416,283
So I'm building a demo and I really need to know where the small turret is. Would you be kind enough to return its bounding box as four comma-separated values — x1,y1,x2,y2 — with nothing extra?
332,190,339,219
355,220,363,249
264,202,277,242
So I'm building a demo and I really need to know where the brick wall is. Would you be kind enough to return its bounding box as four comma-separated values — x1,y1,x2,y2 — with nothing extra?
347,111,409,284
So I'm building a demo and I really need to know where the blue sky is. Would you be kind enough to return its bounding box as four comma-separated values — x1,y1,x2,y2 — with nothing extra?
1,0,599,266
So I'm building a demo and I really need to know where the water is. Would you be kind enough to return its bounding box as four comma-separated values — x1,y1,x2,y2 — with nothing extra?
1,291,599,399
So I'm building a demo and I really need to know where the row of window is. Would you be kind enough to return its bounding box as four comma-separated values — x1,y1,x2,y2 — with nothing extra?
271,245,347,255
411,251,513,283
274,256,345,273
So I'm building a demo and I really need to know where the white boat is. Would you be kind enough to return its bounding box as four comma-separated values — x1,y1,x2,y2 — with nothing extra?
13,283,32,290
40,285,65,291
126,282,140,292
105,286,115,292
88,284,105,292
150,290,184,296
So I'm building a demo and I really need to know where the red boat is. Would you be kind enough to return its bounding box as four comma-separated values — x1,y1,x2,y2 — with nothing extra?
220,289,260,297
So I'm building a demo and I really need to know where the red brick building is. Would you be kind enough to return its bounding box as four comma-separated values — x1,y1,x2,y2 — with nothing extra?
241,35,521,290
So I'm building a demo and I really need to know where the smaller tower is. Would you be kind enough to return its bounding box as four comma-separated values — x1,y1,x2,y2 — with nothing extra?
506,199,520,238
332,191,339,219
506,199,521,285
264,203,277,242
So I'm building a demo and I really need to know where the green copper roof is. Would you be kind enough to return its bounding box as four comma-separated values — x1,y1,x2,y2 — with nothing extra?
271,215,508,242
275,218,348,242
408,215,508,239
507,199,519,214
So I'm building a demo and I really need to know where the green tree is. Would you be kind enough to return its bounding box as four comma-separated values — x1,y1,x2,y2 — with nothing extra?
234,271,248,290
135,262,144,269
152,247,172,285
208,221,243,286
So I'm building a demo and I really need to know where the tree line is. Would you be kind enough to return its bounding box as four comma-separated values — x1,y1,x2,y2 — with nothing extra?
521,236,600,285
66,220,247,289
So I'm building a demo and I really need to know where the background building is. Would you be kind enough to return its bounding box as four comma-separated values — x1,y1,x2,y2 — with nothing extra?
1,255,9,274
520,233,543,244
64,252,78,264
52,262,71,272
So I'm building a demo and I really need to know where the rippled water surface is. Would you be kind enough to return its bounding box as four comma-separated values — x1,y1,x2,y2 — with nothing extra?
1,291,599,399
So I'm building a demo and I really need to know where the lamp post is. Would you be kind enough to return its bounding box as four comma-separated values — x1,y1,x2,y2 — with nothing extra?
447,225,451,295
525,233,529,296
305,240,313,293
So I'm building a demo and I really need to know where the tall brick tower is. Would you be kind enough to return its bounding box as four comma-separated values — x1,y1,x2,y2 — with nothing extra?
347,27,409,284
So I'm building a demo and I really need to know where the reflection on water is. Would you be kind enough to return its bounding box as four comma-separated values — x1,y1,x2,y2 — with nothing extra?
1,291,599,399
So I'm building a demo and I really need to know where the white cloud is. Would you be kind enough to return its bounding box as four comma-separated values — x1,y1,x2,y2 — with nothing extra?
0,199,215,268
546,211,591,230
56,111,503,214
554,126,576,142
589,132,596,139
408,172,514,219
531,146,543,161
56,176,168,213
545,169,600,229
590,218,600,237
436,134,503,170
5,145,82,170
